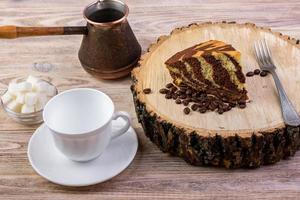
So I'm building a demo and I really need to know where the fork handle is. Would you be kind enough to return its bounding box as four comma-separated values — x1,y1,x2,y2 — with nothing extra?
270,70,300,126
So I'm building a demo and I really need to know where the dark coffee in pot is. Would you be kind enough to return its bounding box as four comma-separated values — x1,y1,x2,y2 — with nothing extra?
88,8,124,23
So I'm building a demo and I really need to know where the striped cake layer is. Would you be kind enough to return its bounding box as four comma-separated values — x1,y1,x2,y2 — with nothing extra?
165,40,248,103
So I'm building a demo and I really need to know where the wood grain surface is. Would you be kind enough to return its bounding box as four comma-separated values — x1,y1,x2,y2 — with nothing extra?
0,0,299,199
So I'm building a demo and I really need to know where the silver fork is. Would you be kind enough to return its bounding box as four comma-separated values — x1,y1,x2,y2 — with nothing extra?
254,40,300,126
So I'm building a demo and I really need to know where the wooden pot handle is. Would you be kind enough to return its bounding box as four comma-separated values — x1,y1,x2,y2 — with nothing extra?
0,26,87,39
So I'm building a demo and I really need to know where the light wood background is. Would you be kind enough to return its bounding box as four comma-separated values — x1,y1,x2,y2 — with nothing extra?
0,0,299,199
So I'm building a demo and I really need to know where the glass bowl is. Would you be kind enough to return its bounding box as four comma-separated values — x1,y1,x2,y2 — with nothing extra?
1,79,58,125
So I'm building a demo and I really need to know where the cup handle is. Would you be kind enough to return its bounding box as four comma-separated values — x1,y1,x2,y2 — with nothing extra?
111,111,131,140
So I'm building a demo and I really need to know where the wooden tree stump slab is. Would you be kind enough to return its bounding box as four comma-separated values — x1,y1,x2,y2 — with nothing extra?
131,22,300,168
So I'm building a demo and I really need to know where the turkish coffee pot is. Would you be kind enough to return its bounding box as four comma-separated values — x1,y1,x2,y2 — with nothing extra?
0,0,141,79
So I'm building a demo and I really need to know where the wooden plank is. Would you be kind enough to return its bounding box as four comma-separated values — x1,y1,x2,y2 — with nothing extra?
0,0,299,199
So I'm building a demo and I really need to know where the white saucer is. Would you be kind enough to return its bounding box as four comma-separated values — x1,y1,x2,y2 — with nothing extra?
27,120,138,187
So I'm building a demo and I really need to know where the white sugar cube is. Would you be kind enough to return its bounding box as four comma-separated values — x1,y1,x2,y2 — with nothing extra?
34,94,49,111
37,94,49,106
15,93,25,104
26,75,39,85
21,104,35,114
8,82,18,96
7,100,22,113
47,85,56,97
36,81,49,93
1,92,14,105
34,101,43,112
24,92,38,106
17,81,32,92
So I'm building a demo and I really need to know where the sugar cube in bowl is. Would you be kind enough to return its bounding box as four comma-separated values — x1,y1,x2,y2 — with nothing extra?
1,76,58,125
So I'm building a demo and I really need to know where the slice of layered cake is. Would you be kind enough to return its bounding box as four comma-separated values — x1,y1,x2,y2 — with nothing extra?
165,40,248,103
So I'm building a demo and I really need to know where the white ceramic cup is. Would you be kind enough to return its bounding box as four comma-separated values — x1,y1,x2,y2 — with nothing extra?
43,88,131,162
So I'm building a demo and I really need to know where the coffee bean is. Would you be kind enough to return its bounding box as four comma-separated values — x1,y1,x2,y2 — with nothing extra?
143,88,151,94
186,89,192,95
238,103,246,109
199,93,207,98
166,83,174,88
175,90,182,95
238,100,246,105
183,100,189,106
208,104,217,111
179,88,187,93
172,94,178,100
218,109,224,114
199,108,207,113
167,90,173,96
179,83,187,87
196,97,204,103
191,97,198,103
179,94,187,99
260,71,268,77
254,69,261,75
191,104,199,111
159,88,169,94
165,93,172,99
223,104,231,111
183,107,190,115
175,99,181,104
226,105,232,111
192,93,198,98
246,71,255,77
211,101,219,107
170,87,177,92
229,102,236,107
221,97,227,102
185,98,192,103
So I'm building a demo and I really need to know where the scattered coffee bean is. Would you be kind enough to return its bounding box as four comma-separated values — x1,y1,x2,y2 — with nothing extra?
186,89,192,95
183,100,189,106
208,104,217,111
143,88,151,94
190,97,197,103
224,105,232,111
179,94,187,99
229,102,236,107
218,109,224,114
254,69,261,75
179,88,187,93
175,90,182,95
199,93,207,99
221,97,227,102
175,99,181,104
238,100,246,105
159,88,169,94
166,83,173,88
165,93,172,99
185,97,192,102
246,71,255,77
238,103,246,109
199,108,207,113
159,82,248,115
260,71,268,77
172,94,178,100
183,107,190,115
171,87,177,93
191,104,199,111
